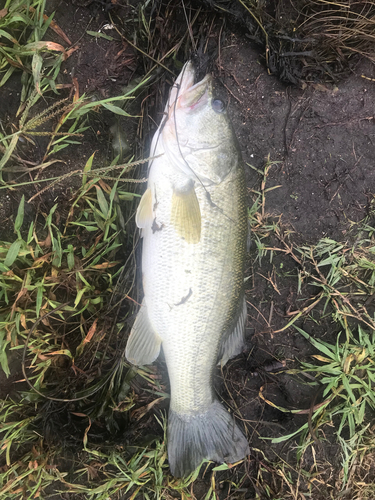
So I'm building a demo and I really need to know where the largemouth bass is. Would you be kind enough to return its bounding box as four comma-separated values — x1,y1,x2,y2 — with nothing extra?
126,62,249,477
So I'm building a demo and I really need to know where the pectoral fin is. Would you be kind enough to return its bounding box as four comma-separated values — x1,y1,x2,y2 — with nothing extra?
218,296,247,366
125,301,161,366
171,185,201,244
135,188,153,229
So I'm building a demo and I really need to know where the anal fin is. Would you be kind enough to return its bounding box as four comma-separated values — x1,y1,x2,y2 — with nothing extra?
218,296,247,366
125,301,161,366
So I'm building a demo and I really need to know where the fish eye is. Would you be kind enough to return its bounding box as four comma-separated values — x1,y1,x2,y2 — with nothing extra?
212,99,225,113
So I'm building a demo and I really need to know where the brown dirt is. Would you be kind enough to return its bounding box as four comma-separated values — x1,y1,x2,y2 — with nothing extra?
1,0,375,498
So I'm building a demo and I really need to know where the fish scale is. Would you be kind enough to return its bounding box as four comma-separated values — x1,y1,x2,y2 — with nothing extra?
126,61,249,476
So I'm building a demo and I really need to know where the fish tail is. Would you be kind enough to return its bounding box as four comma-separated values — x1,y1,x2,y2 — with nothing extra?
167,401,249,477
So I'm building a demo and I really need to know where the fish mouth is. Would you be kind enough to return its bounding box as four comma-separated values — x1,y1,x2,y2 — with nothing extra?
167,62,212,115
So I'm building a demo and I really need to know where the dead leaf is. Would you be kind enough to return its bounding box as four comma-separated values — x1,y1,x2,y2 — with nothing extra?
5,324,14,343
72,76,79,101
65,45,79,60
28,245,35,260
3,270,15,277
24,41,66,53
28,460,38,470
40,309,51,327
83,417,92,449
131,397,164,421
38,233,52,248
37,353,50,361
49,19,72,45
2,55,26,71
312,83,331,92
32,252,53,266
20,314,27,329
55,83,74,90
10,288,28,319
92,261,120,269
0,8,8,19
98,179,111,194
86,464,100,480
94,233,103,246
84,319,98,344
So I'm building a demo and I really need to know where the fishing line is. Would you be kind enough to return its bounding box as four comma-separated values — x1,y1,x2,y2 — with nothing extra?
150,63,234,224
171,78,234,224
147,70,184,174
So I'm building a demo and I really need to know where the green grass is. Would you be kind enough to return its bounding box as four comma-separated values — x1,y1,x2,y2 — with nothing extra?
0,79,148,177
248,161,375,497
0,0,68,94
0,0,150,178
1,1,375,498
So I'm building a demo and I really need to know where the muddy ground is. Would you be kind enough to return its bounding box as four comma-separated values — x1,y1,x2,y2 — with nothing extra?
1,0,375,498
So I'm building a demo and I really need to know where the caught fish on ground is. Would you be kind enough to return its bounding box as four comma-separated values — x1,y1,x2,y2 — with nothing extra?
126,61,249,477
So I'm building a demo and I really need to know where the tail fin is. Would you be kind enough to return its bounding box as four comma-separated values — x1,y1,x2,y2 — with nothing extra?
167,401,249,477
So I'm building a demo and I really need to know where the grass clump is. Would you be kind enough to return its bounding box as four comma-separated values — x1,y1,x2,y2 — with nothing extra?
205,0,375,83
0,155,135,496
0,0,70,93
248,160,375,495
0,79,147,177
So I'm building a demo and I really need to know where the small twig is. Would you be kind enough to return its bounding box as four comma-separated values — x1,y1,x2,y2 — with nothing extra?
272,293,324,334
109,13,175,76
361,74,375,82
315,116,373,129
246,300,270,327
181,0,197,52
222,82,243,104
287,98,311,153
257,273,281,295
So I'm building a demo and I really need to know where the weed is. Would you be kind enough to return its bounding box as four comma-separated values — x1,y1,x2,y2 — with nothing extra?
0,0,70,94
0,77,148,176
252,195,375,491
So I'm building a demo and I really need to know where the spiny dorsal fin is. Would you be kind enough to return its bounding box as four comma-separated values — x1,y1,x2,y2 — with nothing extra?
171,186,201,244
135,188,153,229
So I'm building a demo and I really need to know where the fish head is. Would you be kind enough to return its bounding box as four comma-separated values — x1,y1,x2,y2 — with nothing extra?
161,62,240,185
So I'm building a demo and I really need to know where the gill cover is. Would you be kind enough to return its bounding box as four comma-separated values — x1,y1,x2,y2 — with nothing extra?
161,62,240,186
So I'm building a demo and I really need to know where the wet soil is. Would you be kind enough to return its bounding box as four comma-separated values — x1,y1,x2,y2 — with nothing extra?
1,0,375,498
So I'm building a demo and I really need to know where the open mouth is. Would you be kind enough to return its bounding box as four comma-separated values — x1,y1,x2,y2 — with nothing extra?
167,62,212,114
179,74,212,110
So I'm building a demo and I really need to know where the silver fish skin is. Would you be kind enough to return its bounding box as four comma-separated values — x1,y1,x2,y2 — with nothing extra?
126,62,249,477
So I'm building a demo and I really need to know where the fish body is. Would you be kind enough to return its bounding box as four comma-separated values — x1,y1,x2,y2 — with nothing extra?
126,62,249,476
